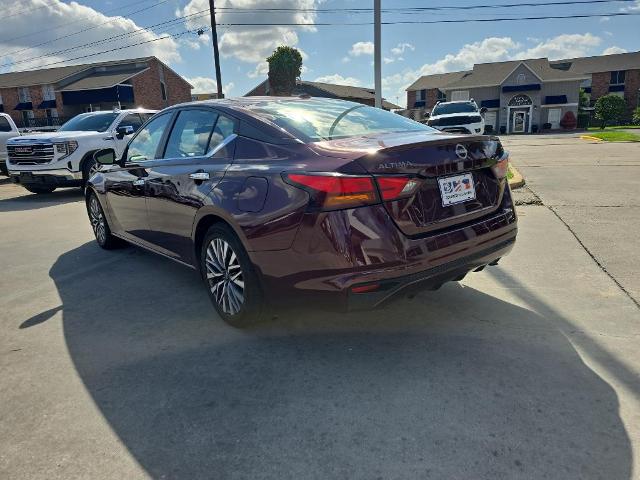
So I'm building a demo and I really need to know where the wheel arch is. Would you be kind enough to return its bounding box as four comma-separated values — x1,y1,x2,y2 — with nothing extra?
192,211,250,270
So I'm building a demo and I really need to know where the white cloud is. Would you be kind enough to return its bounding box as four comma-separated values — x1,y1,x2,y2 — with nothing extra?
349,41,374,56
390,43,414,56
314,74,361,86
517,33,601,59
178,0,317,66
383,57,395,64
622,0,640,11
247,61,268,79
341,56,350,63
186,76,235,95
602,46,628,55
0,0,180,73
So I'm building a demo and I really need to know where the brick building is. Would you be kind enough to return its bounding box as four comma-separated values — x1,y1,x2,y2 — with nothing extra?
0,56,192,129
246,79,401,110
406,51,640,132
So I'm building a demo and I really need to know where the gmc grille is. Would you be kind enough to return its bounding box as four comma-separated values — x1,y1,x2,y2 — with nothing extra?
7,144,55,165
431,115,481,126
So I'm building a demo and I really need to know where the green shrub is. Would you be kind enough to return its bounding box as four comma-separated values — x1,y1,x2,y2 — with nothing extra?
594,94,626,129
266,46,303,96
632,107,640,126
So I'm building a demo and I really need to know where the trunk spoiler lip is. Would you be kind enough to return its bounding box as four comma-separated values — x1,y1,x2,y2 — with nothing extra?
308,131,501,159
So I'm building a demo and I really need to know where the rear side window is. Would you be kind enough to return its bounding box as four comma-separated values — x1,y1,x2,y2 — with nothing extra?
0,116,12,132
126,113,172,162
164,109,219,159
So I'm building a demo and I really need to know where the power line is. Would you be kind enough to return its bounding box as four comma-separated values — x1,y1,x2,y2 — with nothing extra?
214,0,636,12
215,12,640,26
1,26,210,72
0,0,172,60
0,0,159,44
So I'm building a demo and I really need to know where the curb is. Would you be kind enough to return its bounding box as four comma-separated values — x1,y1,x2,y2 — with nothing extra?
579,135,604,142
508,163,525,190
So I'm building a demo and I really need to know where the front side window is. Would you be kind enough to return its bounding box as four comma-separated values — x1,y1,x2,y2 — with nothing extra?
126,113,173,162
0,116,11,132
58,112,119,132
245,98,434,142
163,109,219,158
118,113,144,133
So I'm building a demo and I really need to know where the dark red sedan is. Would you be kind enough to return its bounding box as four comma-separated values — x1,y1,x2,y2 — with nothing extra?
86,97,517,327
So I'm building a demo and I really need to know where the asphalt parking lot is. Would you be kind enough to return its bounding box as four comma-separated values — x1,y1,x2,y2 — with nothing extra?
1,135,639,479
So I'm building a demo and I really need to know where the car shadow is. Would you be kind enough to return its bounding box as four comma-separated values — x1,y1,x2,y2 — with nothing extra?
45,242,631,479
0,187,83,212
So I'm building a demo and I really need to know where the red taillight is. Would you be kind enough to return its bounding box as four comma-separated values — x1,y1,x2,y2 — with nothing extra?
491,151,510,179
284,173,378,210
351,283,380,293
375,175,420,201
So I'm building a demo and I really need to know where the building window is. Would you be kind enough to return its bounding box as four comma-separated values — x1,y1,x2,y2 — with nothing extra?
416,89,426,101
451,90,469,101
437,89,446,101
18,87,31,103
160,81,167,101
42,84,56,101
516,73,526,85
610,70,626,85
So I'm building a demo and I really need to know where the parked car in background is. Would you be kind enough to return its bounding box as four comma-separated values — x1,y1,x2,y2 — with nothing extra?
426,100,486,135
86,97,516,327
0,113,20,176
6,109,156,193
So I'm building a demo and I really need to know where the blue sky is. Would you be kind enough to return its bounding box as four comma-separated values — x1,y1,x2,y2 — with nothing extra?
1,0,638,106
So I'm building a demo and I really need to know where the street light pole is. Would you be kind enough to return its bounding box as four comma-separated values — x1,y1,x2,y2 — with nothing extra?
374,0,382,108
208,0,223,98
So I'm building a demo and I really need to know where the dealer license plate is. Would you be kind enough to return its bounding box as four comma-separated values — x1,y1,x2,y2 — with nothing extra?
437,173,476,206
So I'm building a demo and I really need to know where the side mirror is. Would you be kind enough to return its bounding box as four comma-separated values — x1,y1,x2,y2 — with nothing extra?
115,125,135,139
94,148,116,166
480,107,488,114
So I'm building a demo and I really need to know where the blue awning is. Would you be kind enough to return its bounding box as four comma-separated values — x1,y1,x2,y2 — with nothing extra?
413,100,426,108
37,99,57,109
480,99,500,108
583,87,592,93
609,84,625,92
14,102,33,111
544,95,568,105
502,84,541,92
61,85,134,106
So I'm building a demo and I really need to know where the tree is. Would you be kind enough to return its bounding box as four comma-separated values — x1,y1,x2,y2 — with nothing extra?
594,94,626,129
266,46,303,96
578,88,590,109
632,107,640,126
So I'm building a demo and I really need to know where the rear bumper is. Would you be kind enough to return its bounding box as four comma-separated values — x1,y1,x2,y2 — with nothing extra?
252,186,517,310
8,168,83,187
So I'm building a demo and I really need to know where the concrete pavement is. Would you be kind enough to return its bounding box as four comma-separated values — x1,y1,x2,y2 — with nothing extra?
1,143,639,479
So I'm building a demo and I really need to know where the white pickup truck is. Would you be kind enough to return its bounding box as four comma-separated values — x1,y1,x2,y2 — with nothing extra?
0,113,20,176
6,109,156,194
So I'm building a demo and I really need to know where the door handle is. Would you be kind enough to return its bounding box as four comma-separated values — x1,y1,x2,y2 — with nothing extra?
189,172,210,181
133,178,145,186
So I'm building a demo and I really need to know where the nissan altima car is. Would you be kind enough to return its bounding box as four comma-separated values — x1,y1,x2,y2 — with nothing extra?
86,97,517,327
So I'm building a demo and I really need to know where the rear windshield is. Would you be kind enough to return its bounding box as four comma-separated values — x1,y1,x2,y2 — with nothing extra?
58,112,119,132
432,102,478,116
244,98,435,142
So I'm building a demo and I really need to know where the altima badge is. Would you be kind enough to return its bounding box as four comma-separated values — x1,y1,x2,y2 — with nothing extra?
455,144,468,160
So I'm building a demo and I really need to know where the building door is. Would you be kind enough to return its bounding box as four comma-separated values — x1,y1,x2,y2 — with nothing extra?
548,108,562,129
512,111,526,133
484,111,497,133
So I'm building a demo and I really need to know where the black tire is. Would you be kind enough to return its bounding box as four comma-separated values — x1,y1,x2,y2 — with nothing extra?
0,163,7,176
201,224,265,327
81,154,98,187
87,191,122,250
25,185,56,194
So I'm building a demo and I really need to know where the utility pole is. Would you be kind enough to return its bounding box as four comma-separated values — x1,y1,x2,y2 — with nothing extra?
208,0,223,98
374,0,382,108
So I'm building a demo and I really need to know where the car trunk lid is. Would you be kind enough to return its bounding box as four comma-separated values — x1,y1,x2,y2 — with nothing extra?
311,131,507,236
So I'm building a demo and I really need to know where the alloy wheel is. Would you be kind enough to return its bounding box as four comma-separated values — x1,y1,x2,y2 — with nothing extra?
205,238,245,315
89,196,106,244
